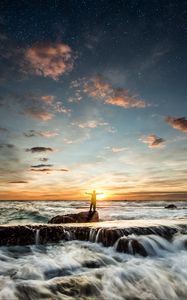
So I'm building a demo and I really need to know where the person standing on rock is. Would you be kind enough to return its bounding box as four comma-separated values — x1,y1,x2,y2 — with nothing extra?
86,190,103,212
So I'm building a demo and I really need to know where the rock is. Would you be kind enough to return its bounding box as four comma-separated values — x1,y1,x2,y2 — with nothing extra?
165,204,177,209
48,211,99,224
116,237,147,257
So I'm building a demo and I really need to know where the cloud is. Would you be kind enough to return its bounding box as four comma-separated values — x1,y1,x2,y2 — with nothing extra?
26,147,53,153
106,88,146,108
30,167,68,173
140,134,165,148
165,116,187,132
24,130,58,138
25,42,74,80
83,74,147,108
84,74,112,98
0,127,8,133
2,92,71,121
31,164,53,168
9,180,28,184
112,147,128,152
0,143,15,149
77,120,108,129
41,95,55,104
39,157,49,162
24,108,54,121
0,142,29,182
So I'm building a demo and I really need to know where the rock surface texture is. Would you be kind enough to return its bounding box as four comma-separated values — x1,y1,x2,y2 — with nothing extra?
48,211,99,224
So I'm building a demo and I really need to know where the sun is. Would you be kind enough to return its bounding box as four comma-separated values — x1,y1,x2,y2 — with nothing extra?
97,193,105,200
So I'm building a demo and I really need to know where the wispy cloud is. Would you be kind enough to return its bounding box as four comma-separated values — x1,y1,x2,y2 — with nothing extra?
30,167,68,173
24,130,58,138
31,164,53,168
9,180,28,184
112,147,128,152
140,134,165,148
1,92,71,121
25,42,74,80
39,157,49,162
83,74,147,108
165,116,187,132
77,120,108,129
26,147,53,153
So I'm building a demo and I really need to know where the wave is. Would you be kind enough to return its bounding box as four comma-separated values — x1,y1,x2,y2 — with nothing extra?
0,233,187,299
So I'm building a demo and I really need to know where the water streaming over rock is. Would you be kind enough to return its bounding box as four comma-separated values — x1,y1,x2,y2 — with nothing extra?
0,200,187,299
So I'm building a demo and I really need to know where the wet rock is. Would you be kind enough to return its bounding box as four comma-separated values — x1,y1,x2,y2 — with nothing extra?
116,237,147,257
165,204,177,209
48,211,99,224
95,228,122,246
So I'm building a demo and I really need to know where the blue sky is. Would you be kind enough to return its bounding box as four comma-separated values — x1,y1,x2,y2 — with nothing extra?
0,0,186,200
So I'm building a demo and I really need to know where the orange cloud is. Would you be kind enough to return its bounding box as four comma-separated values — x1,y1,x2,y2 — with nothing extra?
106,88,146,108
165,116,187,132
84,74,112,98
25,42,74,80
83,74,147,108
24,108,54,121
41,95,55,104
140,134,165,148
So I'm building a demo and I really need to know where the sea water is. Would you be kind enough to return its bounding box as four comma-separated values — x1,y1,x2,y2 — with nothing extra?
0,200,187,299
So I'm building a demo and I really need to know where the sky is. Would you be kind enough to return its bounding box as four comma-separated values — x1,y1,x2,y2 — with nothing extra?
0,0,186,200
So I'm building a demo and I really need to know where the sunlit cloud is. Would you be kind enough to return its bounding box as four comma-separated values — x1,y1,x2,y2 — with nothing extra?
140,134,165,148
24,108,54,121
165,116,187,132
25,42,74,80
83,74,147,108
106,88,146,108
41,95,55,104
84,74,112,98
26,147,53,153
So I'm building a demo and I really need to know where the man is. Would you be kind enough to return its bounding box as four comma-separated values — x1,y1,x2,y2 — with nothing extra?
86,190,103,212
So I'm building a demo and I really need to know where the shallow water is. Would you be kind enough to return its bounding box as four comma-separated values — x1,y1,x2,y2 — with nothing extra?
0,200,186,225
0,200,187,299
0,235,187,300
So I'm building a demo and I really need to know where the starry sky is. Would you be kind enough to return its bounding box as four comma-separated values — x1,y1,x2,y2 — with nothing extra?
0,0,187,200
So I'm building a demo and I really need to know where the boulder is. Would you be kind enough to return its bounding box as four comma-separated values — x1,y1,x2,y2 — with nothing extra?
165,204,177,209
48,211,99,224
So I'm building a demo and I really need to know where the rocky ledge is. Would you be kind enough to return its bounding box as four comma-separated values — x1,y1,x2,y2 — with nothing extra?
0,221,187,257
48,211,99,224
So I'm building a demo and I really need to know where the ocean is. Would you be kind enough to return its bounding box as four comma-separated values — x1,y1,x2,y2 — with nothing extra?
0,200,187,299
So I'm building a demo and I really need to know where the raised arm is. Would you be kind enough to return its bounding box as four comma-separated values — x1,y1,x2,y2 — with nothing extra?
85,192,92,195
96,193,103,195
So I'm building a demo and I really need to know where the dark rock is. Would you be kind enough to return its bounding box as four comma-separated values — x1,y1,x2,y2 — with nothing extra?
48,211,99,224
165,204,177,209
116,237,147,257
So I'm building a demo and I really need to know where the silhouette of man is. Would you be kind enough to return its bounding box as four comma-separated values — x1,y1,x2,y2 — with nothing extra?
86,190,102,212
